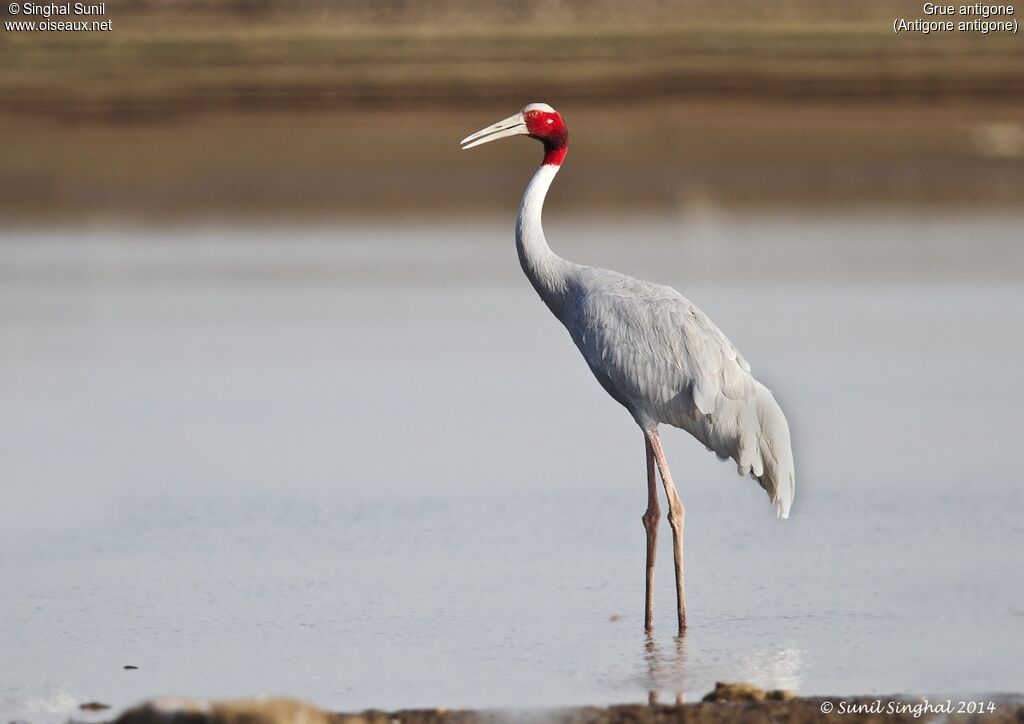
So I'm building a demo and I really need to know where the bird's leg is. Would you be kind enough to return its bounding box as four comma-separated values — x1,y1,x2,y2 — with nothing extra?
646,429,687,633
642,436,661,632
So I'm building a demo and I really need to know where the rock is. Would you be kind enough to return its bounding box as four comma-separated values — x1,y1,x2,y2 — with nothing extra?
766,689,797,701
702,681,767,702
114,699,209,724
113,697,331,724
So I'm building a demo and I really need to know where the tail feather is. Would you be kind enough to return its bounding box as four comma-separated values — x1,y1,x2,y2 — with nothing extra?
752,382,795,519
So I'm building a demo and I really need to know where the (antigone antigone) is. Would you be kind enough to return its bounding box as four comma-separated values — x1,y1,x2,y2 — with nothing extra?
461,103,795,633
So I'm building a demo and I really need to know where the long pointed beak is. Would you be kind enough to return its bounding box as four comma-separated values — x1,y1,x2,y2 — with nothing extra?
460,113,528,150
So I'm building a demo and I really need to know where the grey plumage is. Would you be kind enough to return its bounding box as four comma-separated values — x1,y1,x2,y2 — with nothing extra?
561,264,792,517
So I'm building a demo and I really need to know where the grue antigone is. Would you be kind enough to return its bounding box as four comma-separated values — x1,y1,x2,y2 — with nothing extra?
461,103,795,633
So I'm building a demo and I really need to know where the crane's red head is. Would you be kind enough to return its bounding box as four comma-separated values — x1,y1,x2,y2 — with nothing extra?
460,102,569,166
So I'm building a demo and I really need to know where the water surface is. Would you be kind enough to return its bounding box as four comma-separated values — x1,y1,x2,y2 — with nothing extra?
2,213,1022,721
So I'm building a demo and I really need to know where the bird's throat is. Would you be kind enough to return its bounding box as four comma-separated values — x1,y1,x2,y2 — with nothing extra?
543,142,568,167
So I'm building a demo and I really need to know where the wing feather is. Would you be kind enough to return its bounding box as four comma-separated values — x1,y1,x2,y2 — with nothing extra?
562,267,794,518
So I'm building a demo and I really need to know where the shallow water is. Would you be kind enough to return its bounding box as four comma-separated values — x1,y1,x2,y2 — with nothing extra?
1,213,1023,721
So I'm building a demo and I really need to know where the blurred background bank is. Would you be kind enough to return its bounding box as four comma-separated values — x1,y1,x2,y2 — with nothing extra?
1,0,1022,221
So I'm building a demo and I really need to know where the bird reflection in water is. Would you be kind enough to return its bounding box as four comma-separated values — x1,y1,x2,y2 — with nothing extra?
640,638,805,704
643,633,689,705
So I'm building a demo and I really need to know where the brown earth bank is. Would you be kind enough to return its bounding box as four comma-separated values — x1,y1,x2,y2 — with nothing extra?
2,100,1023,221
2,0,1022,218
2,1,1021,123
98,684,1024,724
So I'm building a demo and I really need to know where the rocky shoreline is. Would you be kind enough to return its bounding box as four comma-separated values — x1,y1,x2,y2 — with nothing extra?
99,683,1024,724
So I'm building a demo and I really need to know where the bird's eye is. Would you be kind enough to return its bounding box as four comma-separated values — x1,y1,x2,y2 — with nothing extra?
528,111,540,119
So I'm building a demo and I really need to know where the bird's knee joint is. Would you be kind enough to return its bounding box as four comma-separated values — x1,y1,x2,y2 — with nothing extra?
667,506,684,527
642,509,660,529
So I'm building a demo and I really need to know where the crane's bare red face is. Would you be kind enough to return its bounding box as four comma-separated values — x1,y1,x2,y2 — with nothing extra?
524,109,567,145
525,109,568,165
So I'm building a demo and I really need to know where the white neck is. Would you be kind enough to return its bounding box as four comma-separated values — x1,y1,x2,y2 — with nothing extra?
515,164,570,315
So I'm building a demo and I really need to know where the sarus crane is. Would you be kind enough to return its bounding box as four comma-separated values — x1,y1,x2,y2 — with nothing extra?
460,103,795,633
